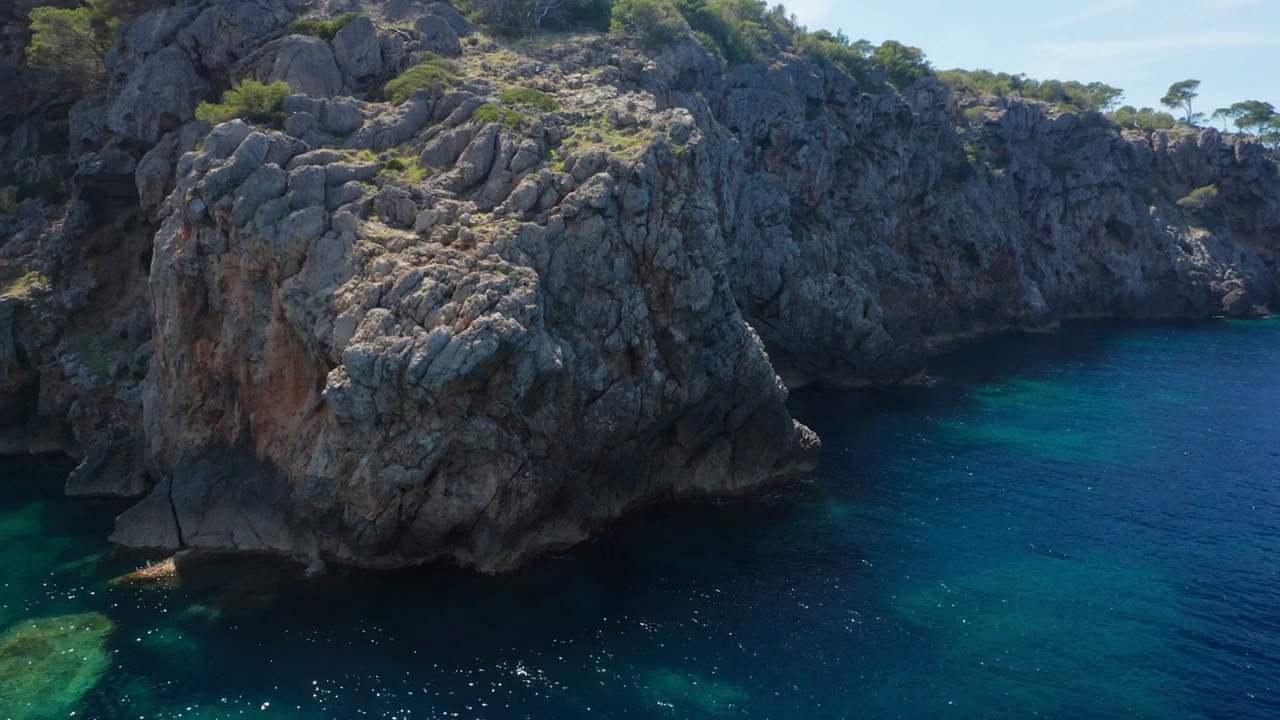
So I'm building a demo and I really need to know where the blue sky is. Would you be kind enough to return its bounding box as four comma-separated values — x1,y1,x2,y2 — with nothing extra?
784,0,1280,124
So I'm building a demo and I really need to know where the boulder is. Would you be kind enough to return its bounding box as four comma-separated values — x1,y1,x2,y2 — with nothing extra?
107,45,210,145
414,14,461,58
266,36,345,99
176,0,296,75
383,0,475,33
424,1,476,35
283,95,366,135
107,5,201,67
332,15,383,85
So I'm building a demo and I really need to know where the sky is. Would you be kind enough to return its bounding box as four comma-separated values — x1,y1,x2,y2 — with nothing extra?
782,0,1280,124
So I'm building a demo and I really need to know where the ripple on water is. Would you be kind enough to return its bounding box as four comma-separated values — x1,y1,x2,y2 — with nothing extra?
1,319,1279,718
891,555,1187,717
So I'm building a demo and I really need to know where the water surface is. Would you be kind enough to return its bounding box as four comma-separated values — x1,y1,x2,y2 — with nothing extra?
2,319,1278,718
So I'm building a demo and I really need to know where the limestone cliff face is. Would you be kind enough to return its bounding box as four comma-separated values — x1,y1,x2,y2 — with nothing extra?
117,99,816,570
1,0,1277,570
693,60,1280,386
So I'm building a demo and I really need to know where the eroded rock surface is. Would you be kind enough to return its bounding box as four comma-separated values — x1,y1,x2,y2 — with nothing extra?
114,100,817,570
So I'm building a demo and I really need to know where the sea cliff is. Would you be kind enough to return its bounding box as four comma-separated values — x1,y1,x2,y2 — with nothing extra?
1,0,1276,570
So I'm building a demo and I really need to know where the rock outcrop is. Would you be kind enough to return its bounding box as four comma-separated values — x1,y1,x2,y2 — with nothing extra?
111,103,817,570
0,1,1277,571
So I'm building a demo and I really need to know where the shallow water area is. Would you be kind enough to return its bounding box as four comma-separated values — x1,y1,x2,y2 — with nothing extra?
1,318,1278,718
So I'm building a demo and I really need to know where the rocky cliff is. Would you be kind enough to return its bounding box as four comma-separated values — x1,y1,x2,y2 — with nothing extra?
1,0,1277,571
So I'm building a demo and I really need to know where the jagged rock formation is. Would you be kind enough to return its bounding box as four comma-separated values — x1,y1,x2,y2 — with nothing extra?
114,107,816,569
1,1,1277,570
700,59,1280,386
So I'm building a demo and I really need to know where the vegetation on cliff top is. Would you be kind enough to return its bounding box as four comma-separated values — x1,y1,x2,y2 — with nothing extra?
1161,79,1201,124
20,0,1279,148
1111,106,1178,133
938,70,1122,114
1211,100,1280,146
461,0,1278,142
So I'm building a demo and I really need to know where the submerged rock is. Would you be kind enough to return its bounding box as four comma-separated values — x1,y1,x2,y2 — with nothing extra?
110,556,178,587
0,612,115,720
643,669,750,716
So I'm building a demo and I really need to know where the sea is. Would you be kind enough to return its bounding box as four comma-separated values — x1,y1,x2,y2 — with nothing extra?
1,318,1277,718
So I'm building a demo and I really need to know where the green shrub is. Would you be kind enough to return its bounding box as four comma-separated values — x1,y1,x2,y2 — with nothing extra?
499,87,559,111
1177,184,1218,210
611,0,688,50
962,143,991,164
871,40,932,89
694,30,726,69
288,12,359,42
674,0,772,65
796,29,881,91
26,0,158,90
382,55,459,105
797,31,931,92
565,0,614,30
195,80,292,125
471,103,528,131
26,5,109,90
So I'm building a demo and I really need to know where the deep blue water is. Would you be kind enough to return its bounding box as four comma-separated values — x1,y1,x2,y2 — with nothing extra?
2,318,1279,718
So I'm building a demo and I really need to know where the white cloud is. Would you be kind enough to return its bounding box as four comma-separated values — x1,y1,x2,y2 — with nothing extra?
1037,31,1279,63
1209,0,1267,8
1045,0,1145,29
779,0,835,27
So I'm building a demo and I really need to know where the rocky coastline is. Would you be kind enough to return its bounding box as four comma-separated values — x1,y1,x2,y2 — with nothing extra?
1,0,1276,571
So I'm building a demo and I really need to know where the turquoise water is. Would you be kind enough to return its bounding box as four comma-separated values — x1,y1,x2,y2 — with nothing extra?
2,319,1279,718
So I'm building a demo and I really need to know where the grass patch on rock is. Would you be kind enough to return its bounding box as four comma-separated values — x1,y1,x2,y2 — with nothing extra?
499,86,559,112
0,271,48,300
472,103,528,130
557,113,659,164
381,155,428,184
